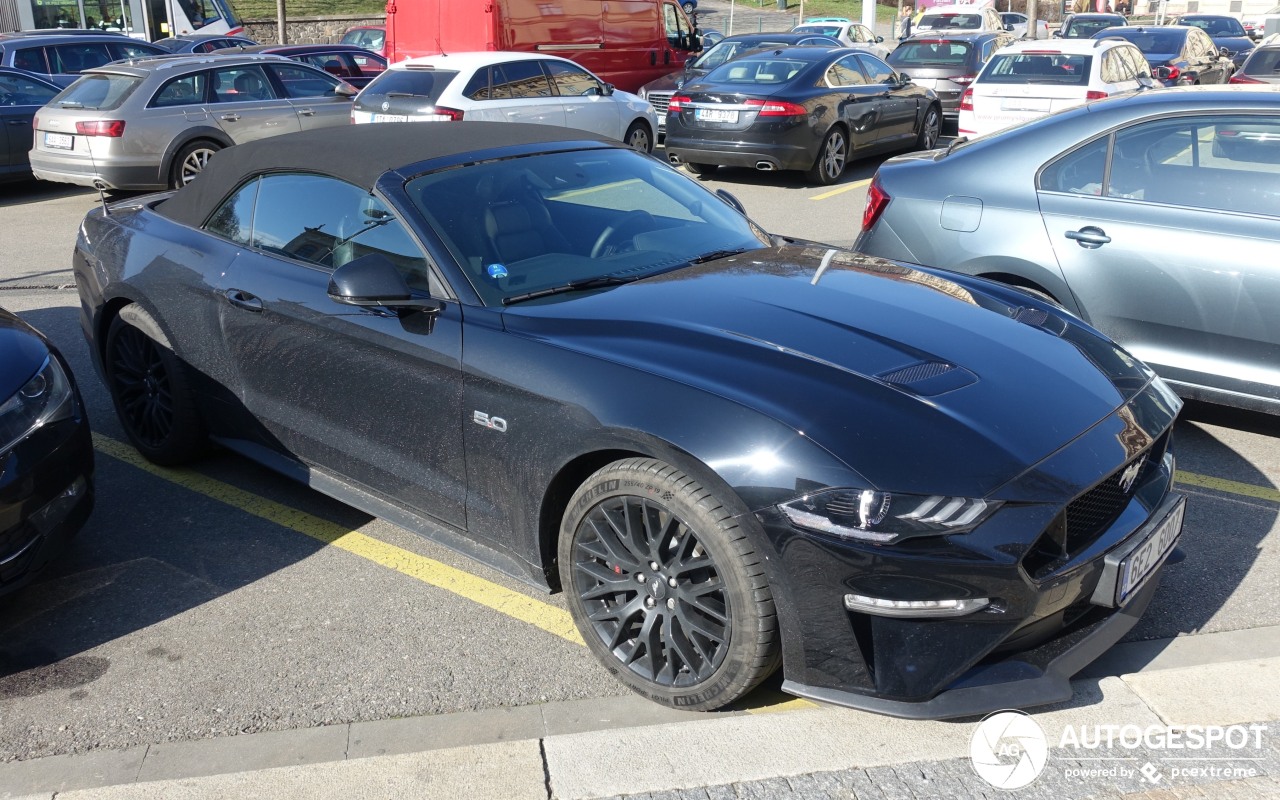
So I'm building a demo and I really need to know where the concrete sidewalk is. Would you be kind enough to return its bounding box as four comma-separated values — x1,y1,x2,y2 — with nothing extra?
3,626,1279,800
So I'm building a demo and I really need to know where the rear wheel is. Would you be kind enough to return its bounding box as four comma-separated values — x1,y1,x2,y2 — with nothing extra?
104,304,207,465
684,161,719,176
169,140,221,189
916,104,942,150
559,458,780,710
624,120,653,153
807,127,847,185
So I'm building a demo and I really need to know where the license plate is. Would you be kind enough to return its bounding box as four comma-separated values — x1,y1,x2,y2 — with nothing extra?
44,132,74,149
373,113,408,123
1001,98,1051,112
696,108,738,123
1117,497,1185,604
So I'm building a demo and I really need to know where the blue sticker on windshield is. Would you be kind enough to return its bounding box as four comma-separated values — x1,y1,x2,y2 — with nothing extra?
486,263,509,279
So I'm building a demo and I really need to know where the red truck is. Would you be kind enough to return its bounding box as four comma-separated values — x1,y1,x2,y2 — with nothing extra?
383,0,701,93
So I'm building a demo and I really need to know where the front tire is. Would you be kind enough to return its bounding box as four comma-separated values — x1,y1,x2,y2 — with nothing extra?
807,127,847,185
559,458,780,711
624,120,653,153
916,104,941,151
104,304,207,465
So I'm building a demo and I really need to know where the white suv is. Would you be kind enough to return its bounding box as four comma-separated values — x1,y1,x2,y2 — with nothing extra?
913,5,1008,37
958,38,1156,138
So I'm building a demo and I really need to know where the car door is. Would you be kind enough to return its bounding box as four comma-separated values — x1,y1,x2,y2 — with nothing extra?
856,54,918,143
0,72,57,170
544,59,622,139
1190,28,1227,83
208,173,469,528
464,61,566,127
207,65,300,144
1037,114,1280,401
824,54,882,153
266,63,353,130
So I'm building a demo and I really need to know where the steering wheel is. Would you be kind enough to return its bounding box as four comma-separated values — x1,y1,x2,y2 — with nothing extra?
590,210,656,258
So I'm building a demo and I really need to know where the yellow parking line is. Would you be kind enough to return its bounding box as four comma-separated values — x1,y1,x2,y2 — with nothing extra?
92,433,586,646
1176,470,1280,504
747,697,820,715
809,178,871,201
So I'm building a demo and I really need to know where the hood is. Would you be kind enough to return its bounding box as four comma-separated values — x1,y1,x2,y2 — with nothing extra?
1210,35,1253,52
501,246,1154,498
0,308,55,400
640,68,706,95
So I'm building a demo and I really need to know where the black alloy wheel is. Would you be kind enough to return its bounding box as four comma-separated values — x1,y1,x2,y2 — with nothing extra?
560,458,780,710
104,304,207,464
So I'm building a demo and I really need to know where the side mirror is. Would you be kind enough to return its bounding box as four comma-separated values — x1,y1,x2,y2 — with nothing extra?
899,72,913,83
1004,22,1015,31
1052,30,1063,38
328,253,440,315
602,82,616,96
715,188,745,214
875,35,884,42
1154,66,1173,80
1219,46,1231,57
335,82,357,98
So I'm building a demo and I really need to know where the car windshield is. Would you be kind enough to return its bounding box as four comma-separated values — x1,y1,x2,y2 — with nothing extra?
792,25,841,37
890,40,972,66
981,52,1092,85
406,148,768,306
50,73,139,110
1104,29,1186,53
1065,20,1122,38
692,39,794,69
357,67,457,103
702,56,809,84
918,13,983,30
1182,17,1246,35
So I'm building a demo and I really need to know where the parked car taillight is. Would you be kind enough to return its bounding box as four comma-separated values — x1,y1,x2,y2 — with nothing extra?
1086,90,1108,100
948,74,976,86
1230,72,1265,84
861,174,890,232
744,98,807,117
434,106,464,121
1163,65,1181,82
958,88,974,112
75,120,126,137
668,95,691,112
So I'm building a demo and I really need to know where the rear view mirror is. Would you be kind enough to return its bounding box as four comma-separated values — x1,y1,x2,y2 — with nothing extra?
875,35,885,43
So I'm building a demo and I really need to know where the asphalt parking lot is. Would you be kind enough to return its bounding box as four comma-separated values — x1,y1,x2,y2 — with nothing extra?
0,146,1278,779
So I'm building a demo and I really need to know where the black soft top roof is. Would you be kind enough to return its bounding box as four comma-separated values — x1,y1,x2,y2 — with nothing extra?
156,122,617,228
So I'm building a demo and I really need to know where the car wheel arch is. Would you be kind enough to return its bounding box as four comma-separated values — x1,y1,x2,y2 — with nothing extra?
976,270,1083,317
161,129,232,180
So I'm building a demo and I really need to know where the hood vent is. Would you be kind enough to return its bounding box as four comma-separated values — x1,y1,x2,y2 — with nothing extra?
1013,306,1069,336
877,361,977,396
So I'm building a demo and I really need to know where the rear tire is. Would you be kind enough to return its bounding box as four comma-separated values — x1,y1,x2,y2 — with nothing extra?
559,458,780,711
169,140,221,189
684,161,719,176
104,305,207,465
624,120,653,153
916,104,941,151
807,127,847,185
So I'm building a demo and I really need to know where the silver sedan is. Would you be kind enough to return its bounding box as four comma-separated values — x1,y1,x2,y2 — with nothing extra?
855,86,1280,415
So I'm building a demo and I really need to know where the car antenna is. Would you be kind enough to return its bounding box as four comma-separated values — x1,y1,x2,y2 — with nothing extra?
85,138,111,217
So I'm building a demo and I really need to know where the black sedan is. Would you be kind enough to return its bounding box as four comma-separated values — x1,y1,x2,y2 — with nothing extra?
1094,26,1231,86
0,67,59,182
0,307,94,597
664,47,942,185
1174,14,1255,70
74,122,1184,717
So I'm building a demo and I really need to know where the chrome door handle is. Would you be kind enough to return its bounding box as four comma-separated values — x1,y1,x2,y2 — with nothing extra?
219,113,241,122
7,119,29,125
298,108,315,116
1065,226,1111,248
224,288,263,312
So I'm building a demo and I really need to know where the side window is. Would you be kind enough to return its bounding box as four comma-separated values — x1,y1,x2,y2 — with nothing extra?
249,174,433,285
981,41,994,63
50,43,113,74
663,3,688,47
857,54,896,84
852,24,870,43
210,66,276,102
0,73,57,104
150,73,207,107
826,56,867,87
270,64,344,98
12,47,47,73
1039,136,1108,195
206,177,259,246
493,60,553,98
351,53,386,76
301,53,354,78
463,68,492,100
544,60,603,96
1100,51,1119,84
110,43,161,60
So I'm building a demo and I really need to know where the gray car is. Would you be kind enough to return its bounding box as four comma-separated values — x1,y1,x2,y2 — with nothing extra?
854,86,1280,415
30,53,356,190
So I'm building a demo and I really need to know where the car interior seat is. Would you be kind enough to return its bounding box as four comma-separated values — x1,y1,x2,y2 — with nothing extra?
233,71,269,100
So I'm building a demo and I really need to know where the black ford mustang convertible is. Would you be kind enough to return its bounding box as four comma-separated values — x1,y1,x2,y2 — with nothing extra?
73,122,1185,717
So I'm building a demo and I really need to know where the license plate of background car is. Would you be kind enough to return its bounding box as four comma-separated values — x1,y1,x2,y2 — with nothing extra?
1001,98,1051,112
44,132,74,149
1118,497,1185,604
696,108,739,123
374,113,408,122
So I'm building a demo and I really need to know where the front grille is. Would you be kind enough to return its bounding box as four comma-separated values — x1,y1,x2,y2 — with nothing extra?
648,92,672,115
1022,431,1170,579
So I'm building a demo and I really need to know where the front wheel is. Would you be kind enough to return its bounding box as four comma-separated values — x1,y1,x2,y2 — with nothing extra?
559,458,780,710
623,120,653,154
807,127,847,185
916,104,941,151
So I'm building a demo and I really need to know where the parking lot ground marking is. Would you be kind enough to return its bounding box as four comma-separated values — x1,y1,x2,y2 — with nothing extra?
92,433,586,646
809,178,871,201
1176,470,1280,504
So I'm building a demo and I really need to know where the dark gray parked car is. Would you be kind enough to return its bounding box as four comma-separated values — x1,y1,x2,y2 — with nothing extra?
885,31,1014,124
855,86,1280,415
0,67,59,181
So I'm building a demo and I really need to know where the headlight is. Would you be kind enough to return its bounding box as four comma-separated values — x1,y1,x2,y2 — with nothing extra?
779,488,999,544
0,355,75,454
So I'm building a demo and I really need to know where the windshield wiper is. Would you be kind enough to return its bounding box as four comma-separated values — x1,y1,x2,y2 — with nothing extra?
688,247,752,264
502,275,639,305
